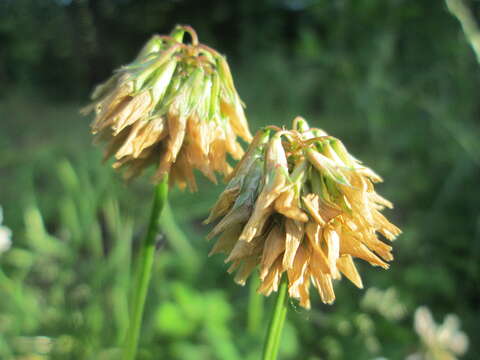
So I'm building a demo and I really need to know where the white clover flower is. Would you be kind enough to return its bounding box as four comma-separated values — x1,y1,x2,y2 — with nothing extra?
361,287,407,321
0,207,12,254
411,306,469,360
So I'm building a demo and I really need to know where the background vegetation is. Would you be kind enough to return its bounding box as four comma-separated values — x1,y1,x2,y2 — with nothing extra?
0,0,479,359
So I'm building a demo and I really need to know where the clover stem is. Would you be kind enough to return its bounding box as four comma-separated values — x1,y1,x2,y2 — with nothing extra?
122,175,169,360
247,273,264,335
262,275,288,360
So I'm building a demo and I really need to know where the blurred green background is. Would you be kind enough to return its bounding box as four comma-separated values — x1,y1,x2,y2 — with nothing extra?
0,0,479,359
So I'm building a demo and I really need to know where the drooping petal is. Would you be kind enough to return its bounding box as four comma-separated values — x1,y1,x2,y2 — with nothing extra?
337,255,363,288
283,219,304,269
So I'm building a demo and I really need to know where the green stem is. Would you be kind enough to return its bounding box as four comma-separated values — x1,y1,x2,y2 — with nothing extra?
446,0,480,63
247,273,263,335
122,175,169,360
262,276,288,360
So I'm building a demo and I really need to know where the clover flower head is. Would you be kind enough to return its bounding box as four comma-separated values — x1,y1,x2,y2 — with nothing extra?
412,306,469,360
82,25,252,190
205,117,401,308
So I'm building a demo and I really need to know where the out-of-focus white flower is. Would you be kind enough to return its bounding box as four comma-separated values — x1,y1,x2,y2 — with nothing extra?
0,207,12,254
410,306,469,360
361,287,407,321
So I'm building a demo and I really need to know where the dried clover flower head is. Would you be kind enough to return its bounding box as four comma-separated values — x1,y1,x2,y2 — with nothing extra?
82,25,252,190
205,117,401,308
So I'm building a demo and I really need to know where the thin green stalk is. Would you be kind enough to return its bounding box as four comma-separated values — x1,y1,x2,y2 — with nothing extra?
122,175,169,360
446,0,480,63
247,273,263,335
262,276,288,360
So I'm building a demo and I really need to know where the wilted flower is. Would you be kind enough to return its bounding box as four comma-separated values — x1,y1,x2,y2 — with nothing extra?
0,206,12,254
205,117,401,308
408,306,469,360
82,25,252,190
